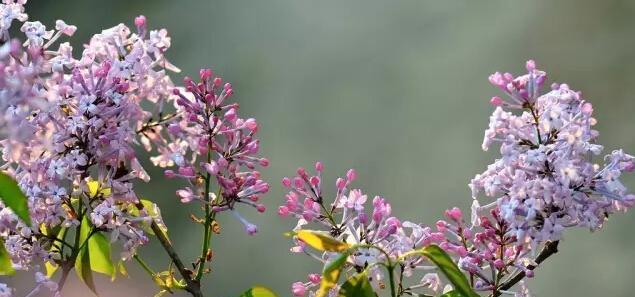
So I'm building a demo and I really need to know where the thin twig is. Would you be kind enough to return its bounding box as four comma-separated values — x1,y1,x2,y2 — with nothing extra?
493,241,559,296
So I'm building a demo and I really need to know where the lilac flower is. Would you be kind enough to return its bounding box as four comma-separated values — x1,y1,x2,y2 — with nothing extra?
0,4,178,276
146,69,270,234
471,61,635,248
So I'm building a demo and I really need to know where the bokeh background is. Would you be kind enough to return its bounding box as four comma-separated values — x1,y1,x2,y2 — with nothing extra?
9,0,635,296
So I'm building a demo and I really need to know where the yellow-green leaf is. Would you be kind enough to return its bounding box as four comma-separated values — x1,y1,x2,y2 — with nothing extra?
338,271,375,297
88,231,115,278
117,260,128,279
0,172,31,226
317,252,349,297
415,245,478,297
296,230,349,252
75,243,97,295
87,180,111,198
237,286,278,297
0,239,15,276
75,216,115,295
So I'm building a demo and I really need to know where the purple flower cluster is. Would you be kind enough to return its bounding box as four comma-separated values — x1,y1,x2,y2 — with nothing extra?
280,61,635,297
0,2,270,295
147,69,270,235
472,60,635,248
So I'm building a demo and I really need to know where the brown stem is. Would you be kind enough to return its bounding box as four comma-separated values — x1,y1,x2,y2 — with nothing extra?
493,240,559,296
57,262,73,292
135,200,203,297
149,221,203,297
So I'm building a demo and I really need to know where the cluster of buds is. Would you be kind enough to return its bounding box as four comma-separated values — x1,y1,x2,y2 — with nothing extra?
146,68,270,235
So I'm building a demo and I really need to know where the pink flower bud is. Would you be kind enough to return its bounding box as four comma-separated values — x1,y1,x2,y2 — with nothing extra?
456,246,468,257
445,207,462,221
176,188,194,203
134,15,147,28
490,96,503,106
244,118,258,131
199,68,212,80
293,177,304,188
493,259,505,270
309,176,320,187
282,177,292,187
315,161,323,172
178,166,195,177
308,274,321,284
278,206,290,217
436,220,447,232
213,77,222,86
291,282,306,296
346,169,357,182
526,59,536,71
256,204,266,213
296,167,306,177
336,178,346,190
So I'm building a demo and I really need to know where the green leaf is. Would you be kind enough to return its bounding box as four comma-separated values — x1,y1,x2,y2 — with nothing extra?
88,231,115,278
75,216,115,295
440,291,465,297
0,172,31,226
317,252,349,297
413,245,478,297
237,286,278,297
0,239,15,276
338,271,375,297
75,242,97,295
296,230,349,252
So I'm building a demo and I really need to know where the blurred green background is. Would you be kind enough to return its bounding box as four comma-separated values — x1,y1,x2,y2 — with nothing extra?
14,0,635,296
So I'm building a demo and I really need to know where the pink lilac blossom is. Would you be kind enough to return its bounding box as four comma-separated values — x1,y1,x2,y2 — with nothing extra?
281,61,635,297
144,68,270,235
280,163,448,297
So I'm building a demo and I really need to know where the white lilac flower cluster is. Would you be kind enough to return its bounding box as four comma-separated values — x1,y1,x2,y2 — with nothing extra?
281,61,635,297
